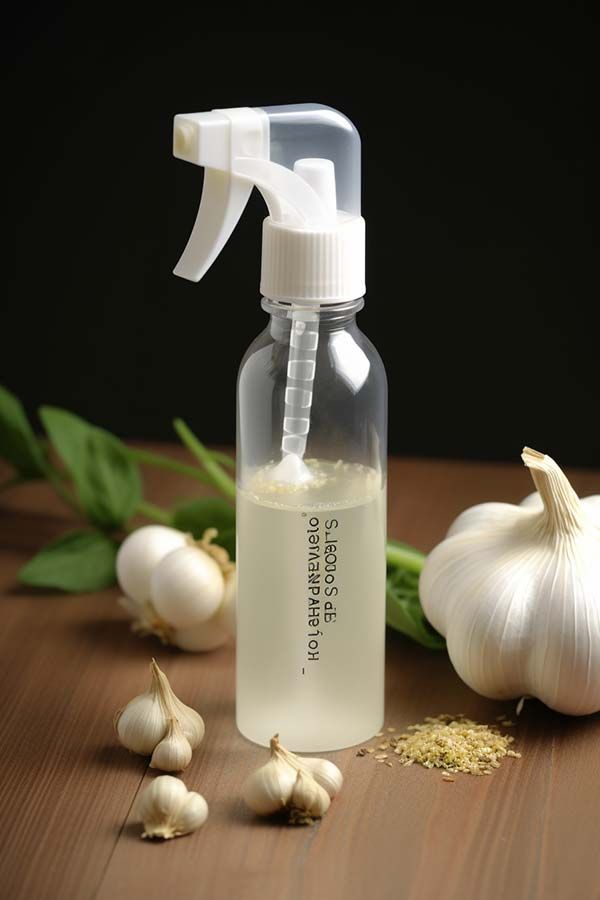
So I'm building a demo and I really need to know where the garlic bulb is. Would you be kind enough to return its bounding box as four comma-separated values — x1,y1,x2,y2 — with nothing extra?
150,717,193,772
115,659,204,767
119,526,237,652
134,775,208,840
243,734,342,822
420,447,600,715
289,769,330,822
116,525,187,602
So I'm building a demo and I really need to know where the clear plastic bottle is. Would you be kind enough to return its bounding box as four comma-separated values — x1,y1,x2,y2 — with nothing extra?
171,103,386,750
236,297,387,750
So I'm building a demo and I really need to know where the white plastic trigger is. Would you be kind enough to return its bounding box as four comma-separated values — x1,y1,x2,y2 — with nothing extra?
173,108,269,282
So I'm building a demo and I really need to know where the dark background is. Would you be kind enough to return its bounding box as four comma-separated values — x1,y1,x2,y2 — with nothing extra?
4,10,595,465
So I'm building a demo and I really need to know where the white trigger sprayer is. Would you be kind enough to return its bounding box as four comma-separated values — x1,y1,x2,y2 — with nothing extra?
172,105,365,484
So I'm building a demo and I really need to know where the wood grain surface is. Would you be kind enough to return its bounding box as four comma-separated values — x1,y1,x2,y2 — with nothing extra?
0,448,598,900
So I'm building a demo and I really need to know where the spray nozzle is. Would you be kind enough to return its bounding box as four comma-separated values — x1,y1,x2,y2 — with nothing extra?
172,104,365,483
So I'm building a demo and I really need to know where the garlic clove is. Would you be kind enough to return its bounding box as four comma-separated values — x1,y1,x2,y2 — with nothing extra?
242,756,297,815
115,692,167,755
116,525,188,603
298,757,343,798
135,775,207,840
290,769,330,819
151,545,224,629
150,717,193,772
169,697,205,749
272,738,343,799
174,791,209,836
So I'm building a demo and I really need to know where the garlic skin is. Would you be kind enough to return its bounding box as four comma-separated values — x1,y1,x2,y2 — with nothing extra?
290,769,330,819
151,545,224,629
420,447,600,715
116,526,187,602
134,775,208,840
115,659,204,758
150,717,193,772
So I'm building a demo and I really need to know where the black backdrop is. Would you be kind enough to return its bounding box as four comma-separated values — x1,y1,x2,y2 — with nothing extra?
4,11,596,465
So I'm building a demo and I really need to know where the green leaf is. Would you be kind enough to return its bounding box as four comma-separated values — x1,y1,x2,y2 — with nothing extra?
0,385,46,477
385,542,445,650
39,407,91,484
173,497,236,559
19,530,118,592
80,430,142,528
40,407,141,529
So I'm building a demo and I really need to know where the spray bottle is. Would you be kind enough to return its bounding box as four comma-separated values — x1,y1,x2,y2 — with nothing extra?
173,104,387,751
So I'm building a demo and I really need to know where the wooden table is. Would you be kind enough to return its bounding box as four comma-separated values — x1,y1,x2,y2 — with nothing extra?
1,449,599,900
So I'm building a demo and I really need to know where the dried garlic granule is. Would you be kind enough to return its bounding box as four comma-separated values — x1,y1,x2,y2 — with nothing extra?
391,714,521,775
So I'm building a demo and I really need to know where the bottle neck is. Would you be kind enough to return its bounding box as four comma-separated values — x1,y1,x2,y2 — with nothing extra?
261,296,364,332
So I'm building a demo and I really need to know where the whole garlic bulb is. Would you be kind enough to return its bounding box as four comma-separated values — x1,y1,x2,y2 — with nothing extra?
118,526,236,652
115,659,204,767
116,526,187,602
420,447,600,715
134,775,209,840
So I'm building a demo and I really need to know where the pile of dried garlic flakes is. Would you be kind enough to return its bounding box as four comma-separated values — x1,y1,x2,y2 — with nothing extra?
356,714,521,780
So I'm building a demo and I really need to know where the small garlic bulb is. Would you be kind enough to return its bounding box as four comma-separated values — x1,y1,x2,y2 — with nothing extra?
134,775,209,840
116,525,187,602
119,526,236,654
151,544,224,629
243,735,342,823
115,659,204,767
150,717,193,772
289,769,330,821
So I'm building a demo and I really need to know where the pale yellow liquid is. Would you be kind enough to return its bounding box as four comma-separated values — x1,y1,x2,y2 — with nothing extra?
236,459,386,751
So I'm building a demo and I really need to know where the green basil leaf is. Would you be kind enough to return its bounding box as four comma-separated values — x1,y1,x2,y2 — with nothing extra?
79,430,141,528
39,406,141,528
386,565,445,650
0,385,46,477
173,497,236,559
19,530,118,592
39,406,92,483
